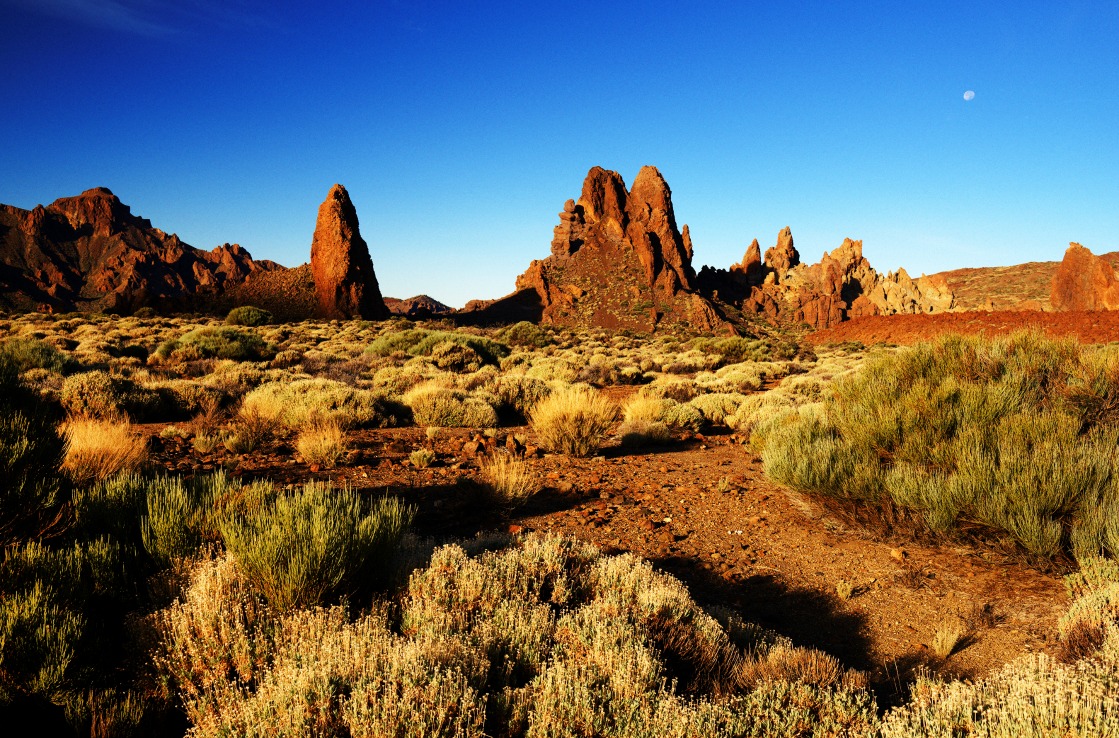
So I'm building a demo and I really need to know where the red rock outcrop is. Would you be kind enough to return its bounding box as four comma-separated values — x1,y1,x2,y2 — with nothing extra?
699,229,955,329
1050,242,1119,311
503,166,726,332
309,184,389,320
0,187,278,313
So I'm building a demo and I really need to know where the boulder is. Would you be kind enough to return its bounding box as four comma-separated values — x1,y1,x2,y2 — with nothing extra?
310,184,389,320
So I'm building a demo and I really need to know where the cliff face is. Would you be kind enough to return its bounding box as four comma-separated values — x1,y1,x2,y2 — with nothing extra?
509,166,727,332
0,187,277,313
698,229,954,329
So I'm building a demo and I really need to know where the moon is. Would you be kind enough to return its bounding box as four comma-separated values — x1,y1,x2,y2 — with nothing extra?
963,90,975,101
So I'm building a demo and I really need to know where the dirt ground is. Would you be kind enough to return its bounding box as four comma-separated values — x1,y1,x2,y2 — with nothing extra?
145,404,1068,706
808,309,1119,346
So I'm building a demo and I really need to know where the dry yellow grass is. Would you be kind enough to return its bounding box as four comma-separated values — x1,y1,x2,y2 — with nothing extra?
61,416,147,485
296,418,348,467
529,384,617,457
479,452,537,507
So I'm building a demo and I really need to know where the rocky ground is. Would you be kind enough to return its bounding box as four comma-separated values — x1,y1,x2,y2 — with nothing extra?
143,401,1068,707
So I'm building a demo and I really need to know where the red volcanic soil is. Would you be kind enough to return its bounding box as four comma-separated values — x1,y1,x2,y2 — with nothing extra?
808,310,1119,345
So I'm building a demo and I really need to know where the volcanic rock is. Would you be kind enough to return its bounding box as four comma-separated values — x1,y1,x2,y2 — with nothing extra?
0,187,277,313
1050,242,1119,311
309,184,389,320
700,229,955,329
493,166,726,332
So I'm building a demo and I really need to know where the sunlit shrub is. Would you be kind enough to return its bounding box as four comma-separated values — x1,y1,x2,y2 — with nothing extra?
530,385,617,457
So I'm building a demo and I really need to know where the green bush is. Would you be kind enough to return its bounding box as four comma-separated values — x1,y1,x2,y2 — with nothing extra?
756,332,1119,558
0,337,72,373
366,328,509,366
155,326,275,362
498,321,552,349
403,384,499,428
219,484,412,612
60,370,164,420
225,305,273,327
242,378,408,429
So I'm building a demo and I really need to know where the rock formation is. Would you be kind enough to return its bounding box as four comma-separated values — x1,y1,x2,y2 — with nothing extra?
384,294,453,318
498,166,727,332
309,184,389,320
698,229,954,329
1050,242,1119,311
0,187,277,313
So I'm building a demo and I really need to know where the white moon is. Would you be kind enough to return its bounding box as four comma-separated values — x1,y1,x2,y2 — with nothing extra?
963,90,975,101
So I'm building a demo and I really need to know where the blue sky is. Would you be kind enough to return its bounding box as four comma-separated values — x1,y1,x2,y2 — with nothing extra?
2,1,1116,307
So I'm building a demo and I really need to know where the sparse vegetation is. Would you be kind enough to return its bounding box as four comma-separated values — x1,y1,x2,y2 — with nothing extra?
7,310,1119,737
225,305,273,326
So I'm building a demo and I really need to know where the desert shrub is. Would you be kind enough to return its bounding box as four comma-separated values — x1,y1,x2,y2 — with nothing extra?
0,336,73,373
366,329,509,366
660,399,707,433
530,385,617,457
158,534,878,737
524,356,581,383
296,418,349,467
243,378,408,429
147,378,225,417
619,394,671,447
142,472,274,567
498,321,552,349
0,359,68,547
1059,557,1119,661
880,645,1119,736
225,305,273,326
756,332,1119,558
689,392,750,427
480,453,537,507
691,335,802,364
155,326,275,363
409,448,436,468
403,383,499,428
430,340,484,373
486,374,552,421
219,484,412,612
642,375,702,403
61,417,148,486
60,370,164,420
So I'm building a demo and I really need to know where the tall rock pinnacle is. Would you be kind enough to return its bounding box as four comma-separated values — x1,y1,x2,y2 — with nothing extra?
310,184,389,320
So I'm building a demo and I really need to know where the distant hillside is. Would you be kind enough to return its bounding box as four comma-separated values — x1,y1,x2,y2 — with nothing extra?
932,252,1119,311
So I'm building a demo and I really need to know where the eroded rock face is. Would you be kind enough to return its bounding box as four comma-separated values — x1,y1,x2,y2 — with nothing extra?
0,187,277,313
1050,242,1119,311
309,184,389,320
511,166,726,332
700,229,955,329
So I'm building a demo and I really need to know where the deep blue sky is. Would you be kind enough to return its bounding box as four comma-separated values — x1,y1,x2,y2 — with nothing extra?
2,1,1117,307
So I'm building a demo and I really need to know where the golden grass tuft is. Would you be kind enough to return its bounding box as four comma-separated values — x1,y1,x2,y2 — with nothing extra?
62,416,148,485
479,452,537,507
529,384,617,457
296,418,348,468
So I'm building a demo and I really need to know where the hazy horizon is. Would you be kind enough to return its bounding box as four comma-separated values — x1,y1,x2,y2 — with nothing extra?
2,1,1116,308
